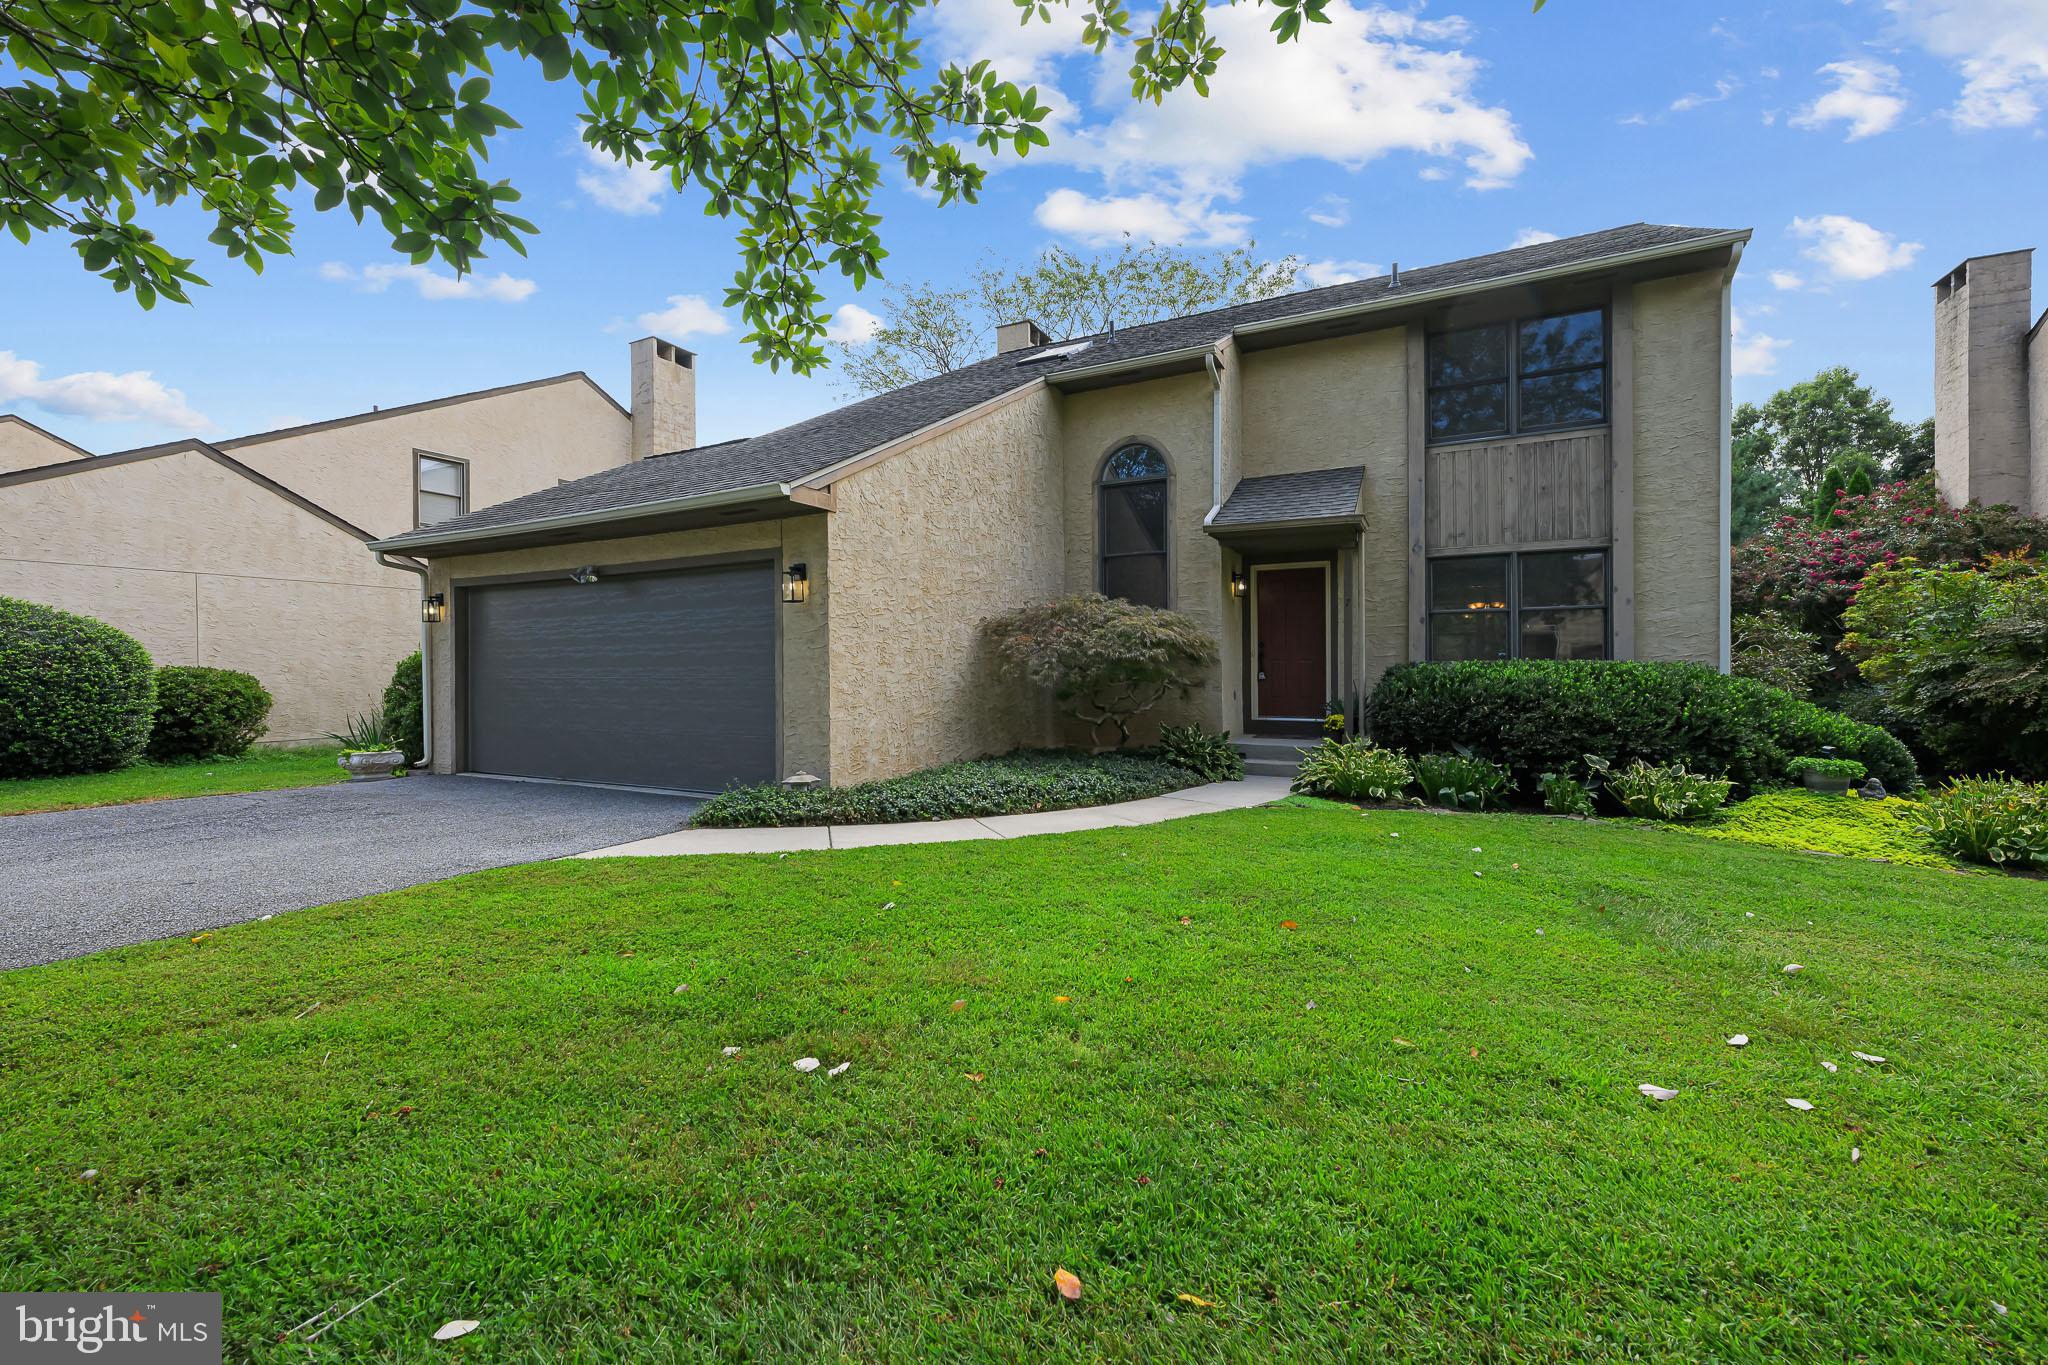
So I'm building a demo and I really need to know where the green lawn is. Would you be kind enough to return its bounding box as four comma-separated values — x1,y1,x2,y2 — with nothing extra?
1,804,2041,1361
0,746,346,816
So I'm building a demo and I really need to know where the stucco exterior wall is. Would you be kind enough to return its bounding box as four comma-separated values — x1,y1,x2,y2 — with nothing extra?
0,448,412,742
0,417,88,474
2030,324,2047,516
1060,369,1229,739
1239,326,1409,688
1630,267,1726,664
419,517,827,779
228,377,631,538
825,385,1065,783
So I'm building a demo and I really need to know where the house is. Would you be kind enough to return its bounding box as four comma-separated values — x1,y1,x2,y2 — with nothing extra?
0,340,696,742
1932,248,2048,515
370,223,1750,794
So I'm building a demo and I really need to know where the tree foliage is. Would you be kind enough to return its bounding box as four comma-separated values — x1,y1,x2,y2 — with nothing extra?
1733,368,1933,507
1729,613,1828,699
983,593,1218,748
2,0,1345,370
836,241,1303,394
1842,554,2048,779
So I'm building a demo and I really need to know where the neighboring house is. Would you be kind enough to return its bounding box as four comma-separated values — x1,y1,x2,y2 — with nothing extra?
1932,248,2048,515
372,223,1750,794
0,340,696,743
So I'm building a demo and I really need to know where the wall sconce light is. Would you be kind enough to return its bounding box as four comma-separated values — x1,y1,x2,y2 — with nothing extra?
1228,569,1249,599
569,565,600,585
421,592,447,624
782,563,810,605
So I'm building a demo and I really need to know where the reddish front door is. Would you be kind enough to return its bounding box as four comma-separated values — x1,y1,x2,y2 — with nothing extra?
1255,566,1327,720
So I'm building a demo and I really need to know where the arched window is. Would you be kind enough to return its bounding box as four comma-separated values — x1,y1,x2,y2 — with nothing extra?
1097,443,1170,608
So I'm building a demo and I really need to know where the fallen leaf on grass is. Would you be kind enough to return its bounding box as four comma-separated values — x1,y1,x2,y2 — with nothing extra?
433,1320,479,1341
1280,920,1298,930
1728,1035,1749,1048
1054,1268,1083,1302
673,985,690,994
1851,1051,1888,1065
722,1047,741,1057
1177,916,1192,926
1820,1060,1838,1073
793,1057,820,1073
950,1000,965,1011
1782,963,1805,975
1392,1038,1413,1048
189,933,211,944
1175,1293,1216,1308
79,1169,97,1181
1053,996,1071,1004
965,1072,985,1083
881,901,896,910
1851,1147,1862,1164
828,1062,850,1078
1786,1098,1814,1111
1638,1084,1679,1101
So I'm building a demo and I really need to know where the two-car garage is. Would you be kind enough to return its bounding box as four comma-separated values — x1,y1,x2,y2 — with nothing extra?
458,559,778,793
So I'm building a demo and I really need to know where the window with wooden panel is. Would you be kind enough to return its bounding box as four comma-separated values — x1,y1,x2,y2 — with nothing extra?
415,452,467,526
1427,549,1609,661
1427,308,1607,442
1097,443,1170,608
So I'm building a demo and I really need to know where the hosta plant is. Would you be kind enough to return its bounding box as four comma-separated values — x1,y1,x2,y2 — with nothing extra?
1155,725,1245,783
1412,752,1512,811
1599,758,1733,823
1537,769,1599,818
1293,740,1411,803
1919,777,2048,868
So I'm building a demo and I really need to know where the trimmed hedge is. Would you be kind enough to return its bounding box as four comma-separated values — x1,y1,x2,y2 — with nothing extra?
384,652,425,766
147,666,273,761
0,597,156,778
694,749,1198,827
1367,660,1918,796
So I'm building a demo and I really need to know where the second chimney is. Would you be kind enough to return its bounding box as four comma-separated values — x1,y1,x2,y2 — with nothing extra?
630,337,697,459
996,319,1051,356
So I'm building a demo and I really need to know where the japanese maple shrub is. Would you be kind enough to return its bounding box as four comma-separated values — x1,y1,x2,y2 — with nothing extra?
984,594,1218,748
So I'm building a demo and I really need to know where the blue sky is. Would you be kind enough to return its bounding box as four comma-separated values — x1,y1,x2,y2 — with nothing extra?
4,0,2045,453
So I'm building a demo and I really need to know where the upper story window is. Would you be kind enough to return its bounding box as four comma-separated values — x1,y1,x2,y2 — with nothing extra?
1427,308,1607,443
1097,443,1170,608
416,452,468,526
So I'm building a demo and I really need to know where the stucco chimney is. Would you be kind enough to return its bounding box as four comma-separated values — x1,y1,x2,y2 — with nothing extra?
996,319,1050,356
1933,250,2033,511
630,337,696,459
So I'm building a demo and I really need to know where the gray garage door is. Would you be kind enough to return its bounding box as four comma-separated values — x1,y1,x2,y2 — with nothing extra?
461,560,776,792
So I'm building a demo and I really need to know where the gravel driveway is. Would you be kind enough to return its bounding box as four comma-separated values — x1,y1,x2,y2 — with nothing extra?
0,776,700,970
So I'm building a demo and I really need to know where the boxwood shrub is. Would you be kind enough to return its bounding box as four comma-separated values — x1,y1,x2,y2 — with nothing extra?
694,749,1198,827
384,651,425,765
147,666,273,761
1366,660,1918,796
0,597,156,778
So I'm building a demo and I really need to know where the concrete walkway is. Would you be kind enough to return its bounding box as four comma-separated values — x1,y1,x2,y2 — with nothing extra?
576,776,1293,857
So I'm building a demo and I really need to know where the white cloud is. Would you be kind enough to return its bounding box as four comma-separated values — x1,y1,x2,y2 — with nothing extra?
635,294,731,338
1883,0,2048,128
1618,113,1651,127
320,261,537,302
1790,215,1923,281
1034,188,1251,247
575,145,667,216
0,351,210,429
1769,269,1805,291
1511,228,1560,248
1731,312,1792,378
1791,60,1908,139
1307,195,1351,228
1300,259,1384,289
1672,78,1741,112
936,1,1528,245
825,303,883,344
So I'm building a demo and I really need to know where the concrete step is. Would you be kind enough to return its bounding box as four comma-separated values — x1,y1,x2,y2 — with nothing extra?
1233,734,1315,781
1244,758,1303,781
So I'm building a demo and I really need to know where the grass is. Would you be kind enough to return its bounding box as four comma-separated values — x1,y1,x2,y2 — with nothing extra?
1,804,2043,1361
1682,789,1959,870
0,746,347,816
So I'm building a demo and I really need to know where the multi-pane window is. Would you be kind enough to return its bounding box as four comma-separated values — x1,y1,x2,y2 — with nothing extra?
1097,443,1170,608
1427,309,1607,442
1427,549,1609,661
416,452,467,526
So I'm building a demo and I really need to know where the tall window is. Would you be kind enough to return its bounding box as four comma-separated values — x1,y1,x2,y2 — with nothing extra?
1427,308,1607,442
416,452,467,526
1097,443,1170,608
1428,549,1609,661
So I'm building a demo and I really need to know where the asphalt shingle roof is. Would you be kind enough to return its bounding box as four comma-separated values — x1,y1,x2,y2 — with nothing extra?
1208,465,1367,529
374,222,1741,549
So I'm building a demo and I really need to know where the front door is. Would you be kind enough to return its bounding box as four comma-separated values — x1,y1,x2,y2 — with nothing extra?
1254,565,1328,721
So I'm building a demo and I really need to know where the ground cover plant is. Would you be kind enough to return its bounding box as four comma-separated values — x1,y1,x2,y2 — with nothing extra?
1684,790,1956,870
693,749,1198,827
1,806,2041,1361
0,745,347,817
